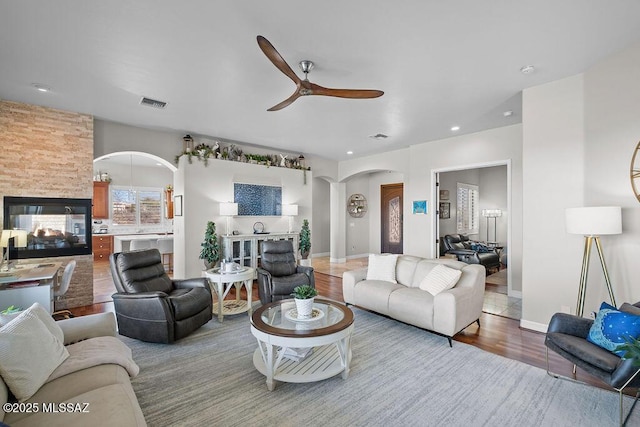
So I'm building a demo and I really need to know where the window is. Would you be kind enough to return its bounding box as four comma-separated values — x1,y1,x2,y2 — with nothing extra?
111,187,163,226
456,183,479,235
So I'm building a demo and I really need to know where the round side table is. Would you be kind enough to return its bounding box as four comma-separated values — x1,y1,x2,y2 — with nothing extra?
204,267,255,322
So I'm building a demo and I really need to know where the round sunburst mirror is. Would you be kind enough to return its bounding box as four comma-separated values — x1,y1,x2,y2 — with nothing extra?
631,141,640,202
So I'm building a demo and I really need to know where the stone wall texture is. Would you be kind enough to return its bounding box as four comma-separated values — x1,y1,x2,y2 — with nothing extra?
0,100,94,308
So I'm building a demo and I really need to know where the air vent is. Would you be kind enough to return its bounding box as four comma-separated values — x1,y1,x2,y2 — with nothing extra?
369,133,388,140
140,97,167,109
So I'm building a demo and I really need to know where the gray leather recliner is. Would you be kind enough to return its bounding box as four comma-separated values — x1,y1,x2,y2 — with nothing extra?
110,249,212,343
256,240,315,305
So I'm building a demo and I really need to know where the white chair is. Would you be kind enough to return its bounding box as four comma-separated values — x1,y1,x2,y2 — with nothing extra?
156,237,173,272
129,239,152,251
52,260,76,318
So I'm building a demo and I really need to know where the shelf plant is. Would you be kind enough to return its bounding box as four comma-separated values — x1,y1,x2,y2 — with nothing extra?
199,221,220,270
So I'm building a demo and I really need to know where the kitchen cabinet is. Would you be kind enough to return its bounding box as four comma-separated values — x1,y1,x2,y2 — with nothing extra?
92,235,113,261
93,181,110,219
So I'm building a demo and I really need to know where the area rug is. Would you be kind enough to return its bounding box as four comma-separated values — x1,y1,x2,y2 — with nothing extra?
119,308,639,427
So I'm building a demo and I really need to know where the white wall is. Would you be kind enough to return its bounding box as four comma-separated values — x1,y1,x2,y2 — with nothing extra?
345,174,371,258
479,166,508,244
311,177,330,256
174,157,313,278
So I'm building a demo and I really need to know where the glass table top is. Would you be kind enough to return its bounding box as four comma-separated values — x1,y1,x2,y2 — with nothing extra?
251,298,353,337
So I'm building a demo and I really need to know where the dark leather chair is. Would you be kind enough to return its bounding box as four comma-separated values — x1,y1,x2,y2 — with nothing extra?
545,303,640,425
257,240,315,305
443,234,500,272
110,249,212,343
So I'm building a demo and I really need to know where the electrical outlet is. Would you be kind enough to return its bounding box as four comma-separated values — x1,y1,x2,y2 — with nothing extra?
351,246,355,250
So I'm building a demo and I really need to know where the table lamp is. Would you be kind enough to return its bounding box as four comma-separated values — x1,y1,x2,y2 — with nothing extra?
282,204,298,233
220,202,238,236
565,206,621,317
0,230,28,271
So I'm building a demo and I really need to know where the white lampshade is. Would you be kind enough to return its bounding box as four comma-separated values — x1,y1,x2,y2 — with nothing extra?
0,230,28,248
282,204,299,216
219,202,238,216
482,209,502,218
566,206,622,236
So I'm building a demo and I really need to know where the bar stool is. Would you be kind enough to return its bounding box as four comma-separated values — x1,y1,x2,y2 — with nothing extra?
129,239,151,251
156,237,173,272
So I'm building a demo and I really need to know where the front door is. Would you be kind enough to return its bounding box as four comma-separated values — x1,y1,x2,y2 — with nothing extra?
381,183,403,254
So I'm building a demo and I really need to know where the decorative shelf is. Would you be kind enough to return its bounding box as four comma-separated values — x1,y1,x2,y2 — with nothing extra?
347,194,367,218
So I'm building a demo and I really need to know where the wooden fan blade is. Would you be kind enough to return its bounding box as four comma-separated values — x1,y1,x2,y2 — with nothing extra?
309,83,384,99
257,35,300,85
267,89,301,111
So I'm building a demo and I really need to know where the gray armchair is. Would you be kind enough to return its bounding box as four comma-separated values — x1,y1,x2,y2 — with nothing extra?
545,303,640,425
257,240,315,304
110,249,212,343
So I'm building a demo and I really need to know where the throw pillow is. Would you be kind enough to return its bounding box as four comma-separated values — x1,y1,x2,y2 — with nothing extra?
27,302,65,344
366,254,399,283
419,264,463,295
587,302,640,356
0,310,69,401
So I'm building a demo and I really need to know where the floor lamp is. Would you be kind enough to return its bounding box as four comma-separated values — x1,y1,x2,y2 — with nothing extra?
566,206,621,318
220,202,238,236
481,209,502,243
282,204,298,233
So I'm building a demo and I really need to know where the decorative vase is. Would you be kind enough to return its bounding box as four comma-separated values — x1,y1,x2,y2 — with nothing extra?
294,297,314,319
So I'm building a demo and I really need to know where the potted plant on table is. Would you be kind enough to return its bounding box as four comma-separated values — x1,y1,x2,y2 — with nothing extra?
291,284,317,319
199,221,220,270
299,219,311,267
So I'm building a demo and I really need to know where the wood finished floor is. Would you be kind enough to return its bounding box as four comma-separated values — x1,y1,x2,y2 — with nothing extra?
83,258,611,393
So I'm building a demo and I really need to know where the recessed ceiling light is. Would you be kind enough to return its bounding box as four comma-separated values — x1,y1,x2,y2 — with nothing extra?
346,151,353,155
520,65,535,74
369,133,388,140
451,126,460,132
32,83,51,92
156,163,162,166
503,110,513,117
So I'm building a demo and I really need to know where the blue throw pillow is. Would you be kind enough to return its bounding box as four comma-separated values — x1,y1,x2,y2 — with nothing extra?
587,302,640,356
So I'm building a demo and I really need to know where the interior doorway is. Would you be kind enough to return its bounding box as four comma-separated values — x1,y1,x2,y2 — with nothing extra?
381,183,403,254
433,161,519,319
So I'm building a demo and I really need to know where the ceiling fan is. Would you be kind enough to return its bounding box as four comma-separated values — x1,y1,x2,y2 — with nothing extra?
257,35,384,111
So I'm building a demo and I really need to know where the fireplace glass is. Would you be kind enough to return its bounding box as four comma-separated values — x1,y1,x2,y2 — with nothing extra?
3,196,92,259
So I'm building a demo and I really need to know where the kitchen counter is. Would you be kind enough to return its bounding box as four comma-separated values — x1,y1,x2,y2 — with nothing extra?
113,234,173,253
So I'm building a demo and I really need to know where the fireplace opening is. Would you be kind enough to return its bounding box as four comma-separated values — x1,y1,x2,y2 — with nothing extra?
3,196,93,259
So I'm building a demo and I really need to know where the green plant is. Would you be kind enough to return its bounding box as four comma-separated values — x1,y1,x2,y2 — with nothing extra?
199,221,220,266
299,219,311,258
617,337,640,366
291,285,317,300
0,305,22,315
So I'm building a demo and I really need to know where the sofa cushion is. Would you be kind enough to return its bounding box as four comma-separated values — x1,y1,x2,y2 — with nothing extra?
419,264,462,295
5,382,146,427
388,287,435,330
366,254,398,283
395,255,421,287
0,309,69,401
587,302,640,356
354,280,404,315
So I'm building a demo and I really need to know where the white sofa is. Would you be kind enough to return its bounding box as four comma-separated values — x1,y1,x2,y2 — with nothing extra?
0,311,146,427
342,255,485,345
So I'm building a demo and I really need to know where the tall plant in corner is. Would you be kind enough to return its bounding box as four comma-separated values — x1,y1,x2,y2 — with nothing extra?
299,219,311,260
199,221,220,270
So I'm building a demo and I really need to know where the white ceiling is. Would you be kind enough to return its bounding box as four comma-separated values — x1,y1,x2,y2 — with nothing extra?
2,1,640,161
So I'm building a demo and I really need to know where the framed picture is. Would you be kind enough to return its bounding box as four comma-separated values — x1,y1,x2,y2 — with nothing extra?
412,200,427,214
439,190,449,200
174,195,183,217
439,202,450,219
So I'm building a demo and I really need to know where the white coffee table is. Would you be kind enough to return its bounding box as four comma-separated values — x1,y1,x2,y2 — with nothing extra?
250,298,354,391
204,266,255,322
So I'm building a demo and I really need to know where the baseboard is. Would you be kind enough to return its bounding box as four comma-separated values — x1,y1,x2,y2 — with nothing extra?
519,319,548,333
346,254,368,260
312,252,330,258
